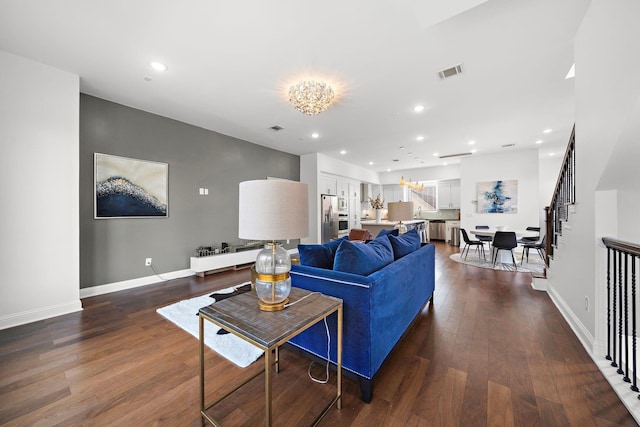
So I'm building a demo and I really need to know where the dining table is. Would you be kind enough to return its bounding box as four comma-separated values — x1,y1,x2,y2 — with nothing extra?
469,228,539,239
469,228,540,264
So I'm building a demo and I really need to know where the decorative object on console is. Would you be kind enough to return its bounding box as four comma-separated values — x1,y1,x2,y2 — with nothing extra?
369,193,384,224
238,179,309,311
288,80,335,115
387,201,414,235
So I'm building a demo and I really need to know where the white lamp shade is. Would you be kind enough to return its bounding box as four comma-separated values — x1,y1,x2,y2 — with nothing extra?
387,201,414,221
238,180,309,241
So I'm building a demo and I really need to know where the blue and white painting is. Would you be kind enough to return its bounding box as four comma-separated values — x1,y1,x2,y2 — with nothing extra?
477,180,518,214
95,153,168,218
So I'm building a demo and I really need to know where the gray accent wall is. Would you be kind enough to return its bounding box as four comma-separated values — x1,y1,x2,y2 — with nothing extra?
80,94,299,288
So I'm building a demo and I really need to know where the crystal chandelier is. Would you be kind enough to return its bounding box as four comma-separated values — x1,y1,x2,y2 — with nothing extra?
288,80,335,115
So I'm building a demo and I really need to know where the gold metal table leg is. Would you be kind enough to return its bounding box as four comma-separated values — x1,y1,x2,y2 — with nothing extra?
199,314,205,426
265,346,272,426
337,306,343,410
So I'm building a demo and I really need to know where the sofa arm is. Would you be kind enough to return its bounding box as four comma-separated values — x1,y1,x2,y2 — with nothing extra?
290,265,375,377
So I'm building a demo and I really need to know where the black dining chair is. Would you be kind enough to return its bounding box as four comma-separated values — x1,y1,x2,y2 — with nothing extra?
521,235,546,264
517,226,540,244
460,228,486,260
492,231,518,268
475,225,493,248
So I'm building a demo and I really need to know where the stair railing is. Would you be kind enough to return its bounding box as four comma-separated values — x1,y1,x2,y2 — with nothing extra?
544,125,576,266
602,237,640,396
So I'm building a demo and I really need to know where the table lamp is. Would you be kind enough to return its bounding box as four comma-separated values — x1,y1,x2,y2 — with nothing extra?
238,179,309,311
387,201,414,235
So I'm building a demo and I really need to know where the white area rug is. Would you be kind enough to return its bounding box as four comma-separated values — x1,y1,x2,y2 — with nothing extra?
449,247,545,274
156,283,263,368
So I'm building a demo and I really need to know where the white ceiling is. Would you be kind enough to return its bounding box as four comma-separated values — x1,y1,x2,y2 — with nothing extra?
0,0,590,172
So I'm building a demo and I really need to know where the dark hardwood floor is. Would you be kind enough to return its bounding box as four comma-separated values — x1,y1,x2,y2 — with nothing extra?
0,242,636,426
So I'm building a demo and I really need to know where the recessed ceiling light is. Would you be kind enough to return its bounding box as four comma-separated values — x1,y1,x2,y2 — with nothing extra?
369,161,374,165
387,169,391,172
311,132,320,139
433,152,439,157
150,61,167,72
407,152,413,155
543,129,552,134
470,149,477,153
468,140,476,145
399,146,406,150
413,105,425,113
549,152,555,156
443,162,448,166
536,140,543,144
416,136,424,141
565,63,575,79
340,150,346,155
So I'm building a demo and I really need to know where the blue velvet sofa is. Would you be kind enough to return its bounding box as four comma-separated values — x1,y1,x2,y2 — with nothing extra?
289,230,435,402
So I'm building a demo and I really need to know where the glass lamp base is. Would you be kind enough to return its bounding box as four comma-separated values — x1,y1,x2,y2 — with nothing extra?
258,297,289,311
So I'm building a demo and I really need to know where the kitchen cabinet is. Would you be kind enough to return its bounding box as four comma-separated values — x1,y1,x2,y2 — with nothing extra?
445,220,460,243
319,175,337,195
337,180,349,197
382,184,405,207
438,180,460,209
349,184,360,229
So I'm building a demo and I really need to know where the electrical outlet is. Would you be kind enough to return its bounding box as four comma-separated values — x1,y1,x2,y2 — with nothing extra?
145,258,152,266
585,296,589,311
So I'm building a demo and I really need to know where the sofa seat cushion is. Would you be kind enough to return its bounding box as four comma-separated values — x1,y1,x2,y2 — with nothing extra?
333,235,394,276
388,228,421,259
298,236,347,269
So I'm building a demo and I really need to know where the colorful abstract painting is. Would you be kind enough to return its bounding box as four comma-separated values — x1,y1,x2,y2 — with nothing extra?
477,180,518,214
94,153,168,218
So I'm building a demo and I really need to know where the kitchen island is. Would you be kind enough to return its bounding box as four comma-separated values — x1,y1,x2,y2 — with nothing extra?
360,219,427,242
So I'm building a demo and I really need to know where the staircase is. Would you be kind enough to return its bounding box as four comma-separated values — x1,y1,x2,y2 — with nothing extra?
544,125,576,270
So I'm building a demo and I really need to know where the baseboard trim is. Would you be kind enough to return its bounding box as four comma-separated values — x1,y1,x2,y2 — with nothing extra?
0,300,83,330
546,281,595,352
80,269,195,298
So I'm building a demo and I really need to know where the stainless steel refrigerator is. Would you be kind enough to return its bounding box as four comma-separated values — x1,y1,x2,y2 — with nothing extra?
321,194,339,243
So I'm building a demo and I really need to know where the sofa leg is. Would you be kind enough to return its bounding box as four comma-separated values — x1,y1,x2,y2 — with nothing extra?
358,378,373,403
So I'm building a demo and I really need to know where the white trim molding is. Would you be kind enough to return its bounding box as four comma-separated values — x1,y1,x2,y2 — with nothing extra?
0,300,82,330
80,269,194,298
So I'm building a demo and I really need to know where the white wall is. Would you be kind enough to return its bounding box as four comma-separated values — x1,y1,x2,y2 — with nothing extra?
547,0,640,349
459,149,540,232
0,50,81,329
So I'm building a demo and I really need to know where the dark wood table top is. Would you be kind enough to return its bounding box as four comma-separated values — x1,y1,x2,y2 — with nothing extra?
199,287,342,349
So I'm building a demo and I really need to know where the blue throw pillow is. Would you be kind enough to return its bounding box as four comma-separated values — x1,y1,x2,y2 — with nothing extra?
376,228,399,239
298,236,347,269
388,228,421,260
297,244,333,269
333,235,394,276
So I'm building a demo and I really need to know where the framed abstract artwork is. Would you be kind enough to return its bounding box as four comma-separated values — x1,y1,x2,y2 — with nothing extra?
94,153,168,218
477,180,518,214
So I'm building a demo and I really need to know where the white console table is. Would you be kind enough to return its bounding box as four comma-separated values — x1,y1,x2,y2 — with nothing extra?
190,249,261,277
190,248,299,277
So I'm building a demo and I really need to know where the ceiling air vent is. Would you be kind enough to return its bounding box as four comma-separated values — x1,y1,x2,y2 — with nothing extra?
269,125,284,131
439,152,472,159
502,143,516,148
438,64,463,79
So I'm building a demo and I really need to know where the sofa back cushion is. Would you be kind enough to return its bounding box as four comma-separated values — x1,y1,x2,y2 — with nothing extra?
298,236,347,269
388,228,421,260
333,235,394,276
375,228,399,239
